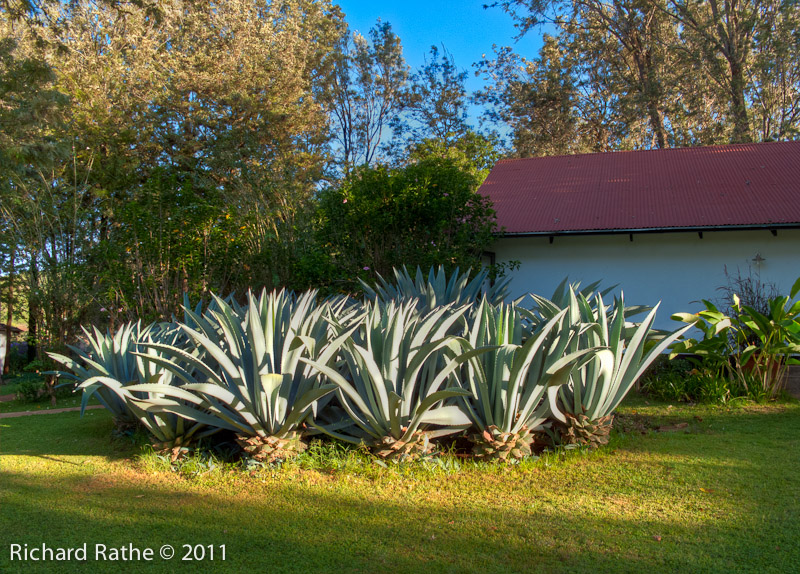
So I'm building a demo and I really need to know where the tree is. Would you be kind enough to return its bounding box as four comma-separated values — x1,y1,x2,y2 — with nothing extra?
474,34,629,156
392,45,471,148
1,0,348,342
491,0,800,146
313,157,498,292
325,20,408,173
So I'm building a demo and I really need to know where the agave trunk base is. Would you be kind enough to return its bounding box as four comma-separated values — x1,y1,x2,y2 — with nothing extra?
556,413,614,449
152,436,193,462
471,425,534,462
372,432,434,461
237,432,307,463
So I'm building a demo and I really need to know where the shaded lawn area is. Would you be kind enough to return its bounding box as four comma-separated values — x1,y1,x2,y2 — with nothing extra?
1,398,798,574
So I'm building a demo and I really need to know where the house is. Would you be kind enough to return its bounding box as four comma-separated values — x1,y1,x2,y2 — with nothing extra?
0,323,24,374
478,141,800,328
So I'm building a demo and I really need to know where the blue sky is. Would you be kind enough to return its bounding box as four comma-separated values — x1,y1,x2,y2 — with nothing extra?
335,1,545,104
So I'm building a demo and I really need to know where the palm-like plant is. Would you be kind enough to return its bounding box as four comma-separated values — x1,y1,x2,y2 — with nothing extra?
452,299,596,461
303,300,473,460
535,290,692,447
133,289,358,462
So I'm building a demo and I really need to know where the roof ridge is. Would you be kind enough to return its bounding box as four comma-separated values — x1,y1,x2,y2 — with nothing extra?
495,140,800,164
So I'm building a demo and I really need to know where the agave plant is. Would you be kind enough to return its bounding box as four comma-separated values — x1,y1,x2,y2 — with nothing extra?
48,322,215,452
522,277,650,326
535,290,693,447
446,299,596,461
47,322,152,429
303,300,474,460
360,265,510,313
133,289,359,463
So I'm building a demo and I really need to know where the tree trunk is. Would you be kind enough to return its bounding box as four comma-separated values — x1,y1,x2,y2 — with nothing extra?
636,50,668,148
729,59,752,143
3,247,14,375
27,256,39,363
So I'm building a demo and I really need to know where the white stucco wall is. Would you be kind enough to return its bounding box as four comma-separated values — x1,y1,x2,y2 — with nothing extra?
0,331,7,373
493,229,800,330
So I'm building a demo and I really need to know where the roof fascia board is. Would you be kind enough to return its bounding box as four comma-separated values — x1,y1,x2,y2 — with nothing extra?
497,223,800,238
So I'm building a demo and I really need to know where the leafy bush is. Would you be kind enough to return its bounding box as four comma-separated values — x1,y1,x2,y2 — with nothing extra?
15,378,46,403
671,277,800,400
312,157,498,292
639,359,744,404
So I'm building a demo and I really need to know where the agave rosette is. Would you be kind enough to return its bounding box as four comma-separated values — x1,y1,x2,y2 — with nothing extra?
48,321,214,447
361,265,510,314
450,298,597,460
131,289,359,461
530,289,693,445
303,299,473,459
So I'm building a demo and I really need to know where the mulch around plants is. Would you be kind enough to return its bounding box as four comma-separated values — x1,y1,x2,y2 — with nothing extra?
0,405,103,419
0,394,15,402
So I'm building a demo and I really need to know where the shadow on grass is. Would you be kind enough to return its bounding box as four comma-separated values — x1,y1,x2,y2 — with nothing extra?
0,409,136,461
2,457,799,574
1,403,798,574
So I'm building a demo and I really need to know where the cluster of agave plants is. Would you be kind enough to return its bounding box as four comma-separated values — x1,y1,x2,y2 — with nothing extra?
49,267,691,464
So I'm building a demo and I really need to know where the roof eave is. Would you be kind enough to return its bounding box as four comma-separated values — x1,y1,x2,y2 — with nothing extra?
496,222,800,238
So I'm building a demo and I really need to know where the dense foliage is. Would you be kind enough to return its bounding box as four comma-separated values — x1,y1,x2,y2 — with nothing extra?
0,1,500,353
482,0,800,153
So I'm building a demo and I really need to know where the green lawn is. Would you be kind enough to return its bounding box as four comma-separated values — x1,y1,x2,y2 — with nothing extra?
0,375,97,414
1,396,799,573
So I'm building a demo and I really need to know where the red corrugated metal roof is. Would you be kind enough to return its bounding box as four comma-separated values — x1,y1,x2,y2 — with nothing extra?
478,141,800,235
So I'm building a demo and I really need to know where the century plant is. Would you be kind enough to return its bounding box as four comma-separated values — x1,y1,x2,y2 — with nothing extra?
533,290,693,447
47,322,152,429
451,299,596,461
133,289,359,463
303,300,474,460
361,265,510,313
47,321,215,452
522,277,649,325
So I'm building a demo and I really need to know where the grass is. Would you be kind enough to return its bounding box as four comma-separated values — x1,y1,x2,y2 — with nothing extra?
1,395,799,573
0,373,97,414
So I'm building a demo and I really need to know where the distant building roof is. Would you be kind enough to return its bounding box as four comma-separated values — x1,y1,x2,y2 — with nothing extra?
0,323,24,334
478,141,800,236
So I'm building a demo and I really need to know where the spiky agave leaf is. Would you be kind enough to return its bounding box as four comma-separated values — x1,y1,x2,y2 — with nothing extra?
445,298,597,455
302,299,474,453
133,289,358,454
360,265,510,314
529,289,694,444
48,322,153,425
53,320,216,445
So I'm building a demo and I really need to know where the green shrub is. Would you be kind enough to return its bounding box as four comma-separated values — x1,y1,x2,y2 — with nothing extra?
640,358,747,404
15,378,46,403
671,277,800,400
